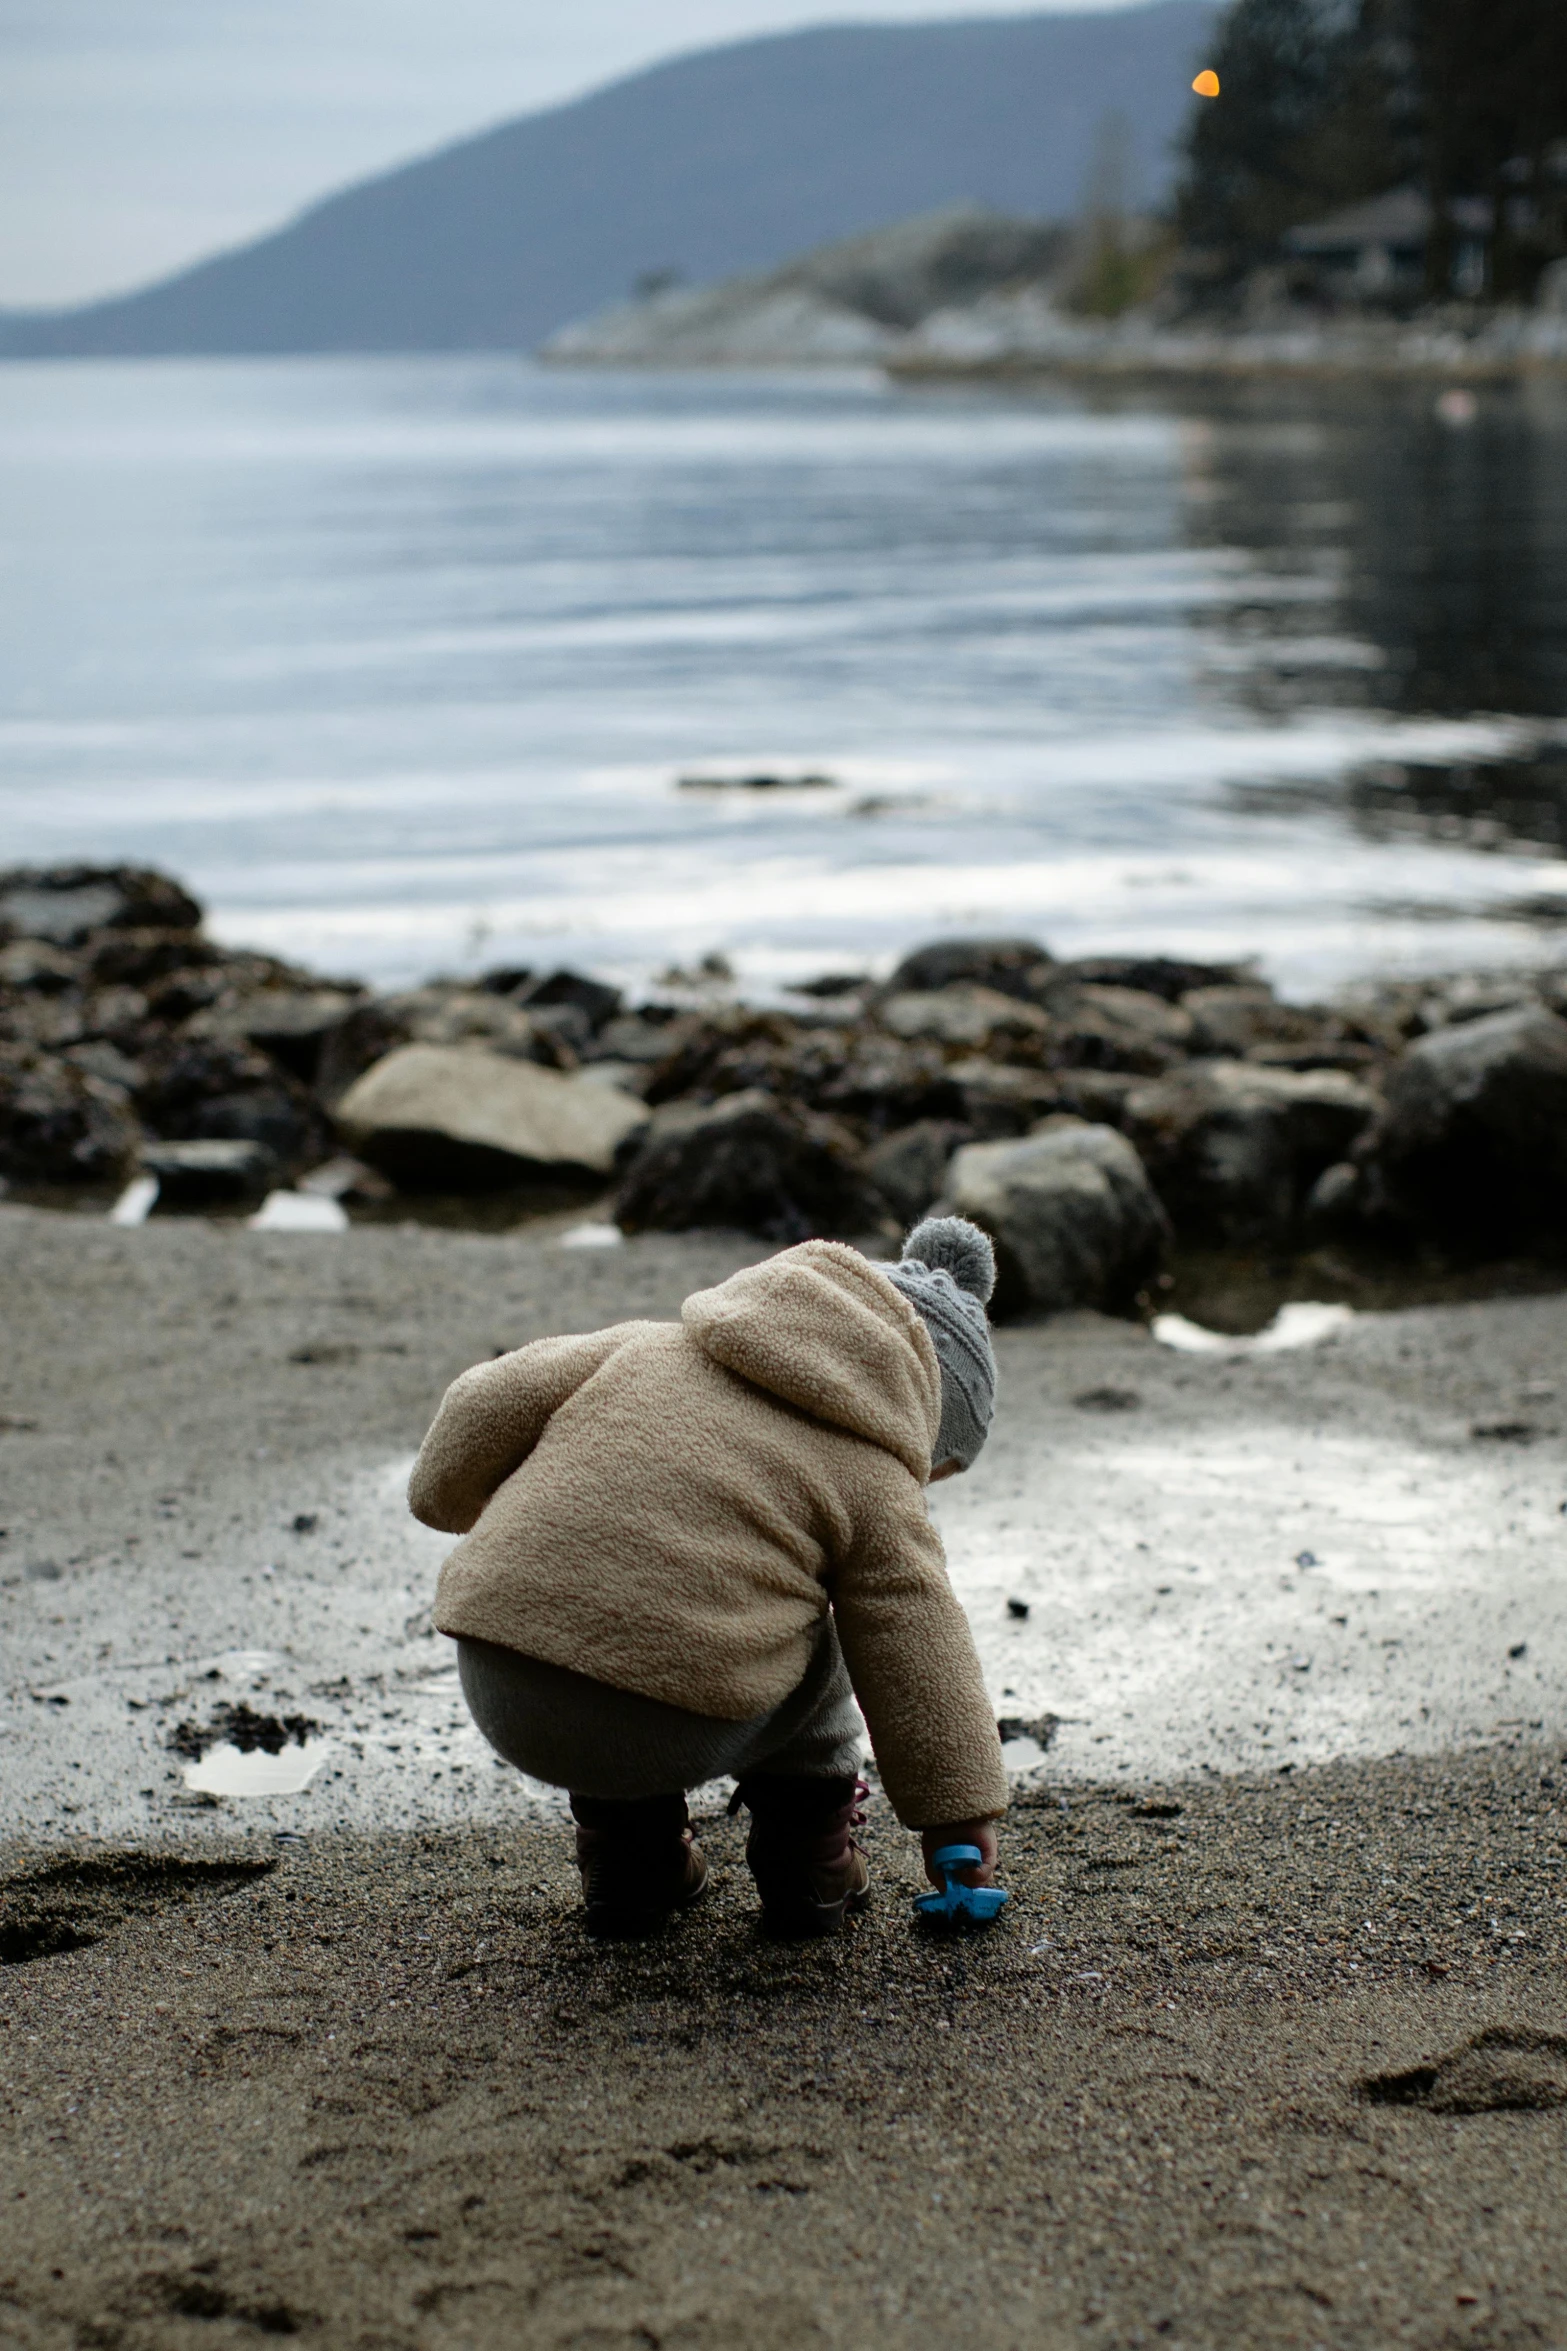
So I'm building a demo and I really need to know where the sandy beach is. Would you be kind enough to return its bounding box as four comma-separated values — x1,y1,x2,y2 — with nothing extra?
2,1204,1566,2348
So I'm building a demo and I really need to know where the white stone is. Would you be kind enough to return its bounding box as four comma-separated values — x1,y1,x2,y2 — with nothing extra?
247,1190,350,1232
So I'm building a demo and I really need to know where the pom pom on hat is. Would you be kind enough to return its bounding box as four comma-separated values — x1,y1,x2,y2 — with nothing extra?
884,1216,998,1471
900,1215,996,1304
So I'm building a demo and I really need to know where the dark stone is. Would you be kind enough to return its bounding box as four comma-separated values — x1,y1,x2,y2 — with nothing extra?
1041,982,1194,1075
1052,1070,1139,1125
812,1036,967,1134
886,936,1052,1002
0,1048,139,1183
792,972,870,998
645,1011,965,1137
1358,1004,1567,1240
140,1137,279,1202
865,1119,973,1228
949,1062,1060,1137
136,1038,327,1171
84,929,219,989
1180,984,1339,1059
370,986,575,1070
937,1121,1169,1318
79,989,152,1051
143,971,224,1026
643,1010,801,1105
593,1012,693,1065
615,1089,882,1242
879,985,1052,1056
313,1001,415,1104
0,864,202,946
475,965,535,997
230,989,365,1086
1123,1062,1380,1243
1054,954,1247,1004
524,1002,595,1060
517,967,624,1032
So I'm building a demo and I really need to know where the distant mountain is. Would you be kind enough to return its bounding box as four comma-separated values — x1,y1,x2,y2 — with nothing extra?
0,3,1218,360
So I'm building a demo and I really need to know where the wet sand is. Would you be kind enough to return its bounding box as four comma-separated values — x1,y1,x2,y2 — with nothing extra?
2,1206,1566,2348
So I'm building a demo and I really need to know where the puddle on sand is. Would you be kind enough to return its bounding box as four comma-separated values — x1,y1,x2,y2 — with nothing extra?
182,1738,332,1796
171,1700,325,1797
1153,1301,1354,1355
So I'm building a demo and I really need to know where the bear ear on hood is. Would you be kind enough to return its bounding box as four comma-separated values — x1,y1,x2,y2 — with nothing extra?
681,1240,941,1479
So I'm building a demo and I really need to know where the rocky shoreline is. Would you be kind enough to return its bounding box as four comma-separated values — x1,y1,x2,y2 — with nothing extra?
4,860,1567,1317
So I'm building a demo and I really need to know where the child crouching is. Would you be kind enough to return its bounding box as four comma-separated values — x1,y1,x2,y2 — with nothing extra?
408,1217,1007,1938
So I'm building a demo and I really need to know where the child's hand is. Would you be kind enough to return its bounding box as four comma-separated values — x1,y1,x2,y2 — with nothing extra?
921,1819,999,1889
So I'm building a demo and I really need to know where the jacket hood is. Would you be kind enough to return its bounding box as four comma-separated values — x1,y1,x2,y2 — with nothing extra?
681,1240,941,1480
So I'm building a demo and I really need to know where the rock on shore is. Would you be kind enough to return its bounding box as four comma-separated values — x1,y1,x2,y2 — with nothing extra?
336,1043,648,1189
938,1123,1169,1316
5,862,1567,1313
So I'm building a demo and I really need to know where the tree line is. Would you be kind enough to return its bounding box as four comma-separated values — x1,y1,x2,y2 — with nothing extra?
1178,0,1567,297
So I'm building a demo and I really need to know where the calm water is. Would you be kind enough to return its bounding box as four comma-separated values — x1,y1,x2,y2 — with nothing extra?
2,356,1565,996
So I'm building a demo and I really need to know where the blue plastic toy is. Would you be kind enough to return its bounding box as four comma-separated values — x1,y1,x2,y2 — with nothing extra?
914,1843,1010,1925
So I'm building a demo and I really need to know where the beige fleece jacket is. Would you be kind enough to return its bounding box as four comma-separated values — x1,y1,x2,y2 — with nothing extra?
411,1240,1007,1828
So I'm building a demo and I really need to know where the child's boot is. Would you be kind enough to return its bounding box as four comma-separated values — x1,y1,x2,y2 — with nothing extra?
736,1774,870,1937
569,1792,709,1938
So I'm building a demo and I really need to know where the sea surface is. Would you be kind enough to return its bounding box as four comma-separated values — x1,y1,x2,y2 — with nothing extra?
2,355,1565,998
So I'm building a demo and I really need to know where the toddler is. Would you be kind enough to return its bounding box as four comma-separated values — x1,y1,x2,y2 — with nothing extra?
409,1216,1007,1937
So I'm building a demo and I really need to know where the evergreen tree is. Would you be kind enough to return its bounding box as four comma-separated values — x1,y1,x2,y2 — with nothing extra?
1179,0,1567,293
1405,0,1567,295
1177,0,1401,262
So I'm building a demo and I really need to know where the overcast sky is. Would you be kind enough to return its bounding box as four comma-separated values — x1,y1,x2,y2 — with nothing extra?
2,0,1147,309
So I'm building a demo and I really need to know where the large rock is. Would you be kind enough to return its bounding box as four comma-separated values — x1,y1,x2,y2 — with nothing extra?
645,1011,965,1135
1123,1061,1380,1242
947,1058,1061,1135
878,985,1051,1052
377,986,578,1068
516,967,624,1033
865,1119,972,1227
936,1121,1169,1317
0,864,202,945
615,1090,881,1241
136,1037,328,1170
84,929,219,988
1041,981,1194,1075
1180,984,1340,1060
1358,1004,1567,1238
0,1048,139,1183
336,1044,648,1191
886,936,1052,1000
1055,954,1244,1003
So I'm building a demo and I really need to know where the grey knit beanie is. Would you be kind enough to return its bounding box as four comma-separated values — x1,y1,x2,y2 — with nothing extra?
883,1216,998,1473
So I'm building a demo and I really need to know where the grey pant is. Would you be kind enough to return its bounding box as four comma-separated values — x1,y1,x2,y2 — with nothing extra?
456,1615,864,1800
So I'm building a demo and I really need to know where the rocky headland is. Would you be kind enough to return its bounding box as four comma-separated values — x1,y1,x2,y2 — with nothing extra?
540,204,1567,380
5,860,1567,1318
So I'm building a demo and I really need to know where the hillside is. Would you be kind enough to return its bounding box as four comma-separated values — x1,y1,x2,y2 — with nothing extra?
0,3,1216,359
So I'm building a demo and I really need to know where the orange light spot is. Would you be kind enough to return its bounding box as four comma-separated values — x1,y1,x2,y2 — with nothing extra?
1192,68,1221,97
